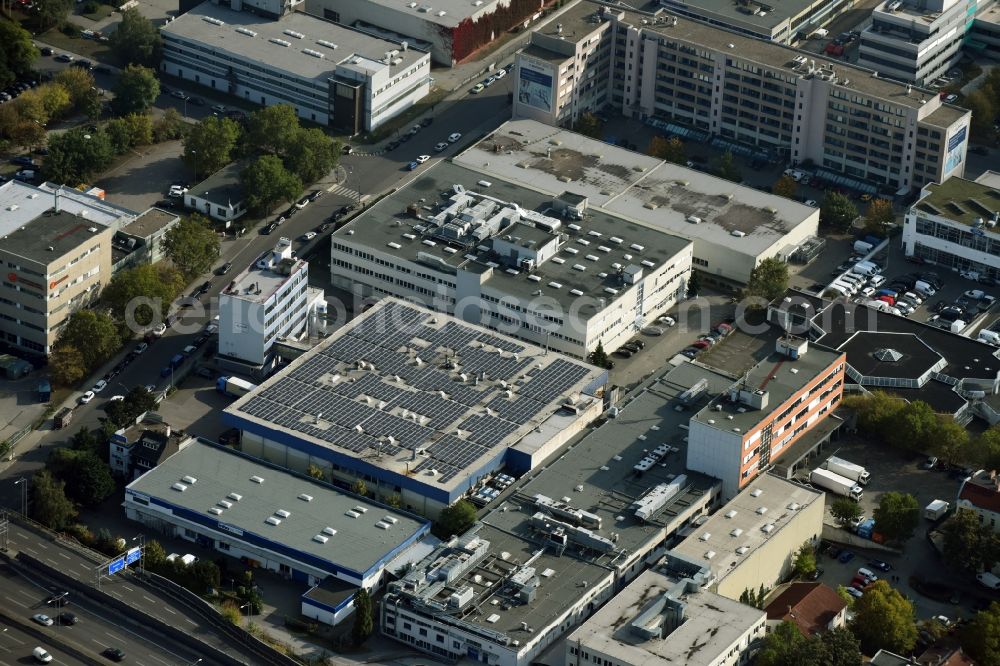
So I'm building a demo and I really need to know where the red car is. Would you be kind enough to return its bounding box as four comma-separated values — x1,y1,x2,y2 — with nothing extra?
692,340,711,350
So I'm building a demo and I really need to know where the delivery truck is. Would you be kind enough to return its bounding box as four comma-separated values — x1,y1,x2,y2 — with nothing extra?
925,499,949,520
810,468,864,501
823,456,871,485
853,240,874,255
216,376,256,398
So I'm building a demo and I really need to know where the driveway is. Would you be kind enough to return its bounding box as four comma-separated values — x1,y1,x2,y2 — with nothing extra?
98,139,190,213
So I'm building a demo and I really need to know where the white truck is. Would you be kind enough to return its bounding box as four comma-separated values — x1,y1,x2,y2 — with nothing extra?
977,572,1000,590
925,499,949,520
823,456,871,485
810,468,864,501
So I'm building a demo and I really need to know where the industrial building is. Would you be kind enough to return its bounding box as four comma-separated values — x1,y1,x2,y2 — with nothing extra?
331,142,696,357
687,338,847,499
902,172,1000,283
513,1,971,194
218,237,326,376
564,554,767,666
160,1,431,133
223,298,605,517
125,438,430,590
671,474,824,600
454,119,819,288
659,0,853,43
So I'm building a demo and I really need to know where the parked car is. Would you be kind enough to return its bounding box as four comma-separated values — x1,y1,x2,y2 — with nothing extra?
92,379,108,393
470,83,485,94
211,104,227,115
407,161,420,171
134,342,148,354
170,90,190,101
838,550,855,563
300,231,317,242
448,132,462,143
216,261,233,275
434,142,449,152
168,185,187,198
294,196,310,210
868,559,892,572
614,348,633,358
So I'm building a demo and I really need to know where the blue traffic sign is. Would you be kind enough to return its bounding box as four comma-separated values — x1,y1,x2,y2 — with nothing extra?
125,547,141,565
108,558,125,575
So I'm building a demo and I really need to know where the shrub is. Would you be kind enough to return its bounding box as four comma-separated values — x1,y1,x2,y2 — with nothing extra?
81,0,99,13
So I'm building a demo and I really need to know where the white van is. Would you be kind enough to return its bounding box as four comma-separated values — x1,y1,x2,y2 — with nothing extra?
914,280,936,296
841,273,865,286
827,283,851,297
979,330,1000,346
856,260,881,273
851,263,876,277
832,280,857,295
869,274,887,288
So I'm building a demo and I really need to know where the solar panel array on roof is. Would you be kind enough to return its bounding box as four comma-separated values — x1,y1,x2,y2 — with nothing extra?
517,359,592,403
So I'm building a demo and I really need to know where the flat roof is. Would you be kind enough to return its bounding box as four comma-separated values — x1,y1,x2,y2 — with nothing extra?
672,474,823,585
483,361,730,563
348,0,503,28
126,439,428,575
122,208,180,239
0,181,134,238
914,176,1000,227
456,119,816,259
225,243,307,305
660,0,811,35
226,298,602,494
335,159,692,316
189,161,245,206
839,331,943,380
161,1,425,84
567,563,764,665
690,344,844,433
0,209,111,264
920,104,971,129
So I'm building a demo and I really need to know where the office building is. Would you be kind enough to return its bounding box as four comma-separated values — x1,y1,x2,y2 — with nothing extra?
117,208,183,268
857,0,985,86
564,554,766,666
218,237,326,375
687,338,846,498
381,523,617,666
0,187,116,355
659,0,852,43
0,179,137,231
514,1,972,193
902,172,1000,282
331,152,695,358
223,299,606,518
454,119,819,289
125,438,430,589
957,471,1000,532
764,582,847,635
672,474,824,599
971,4,1000,59
184,162,246,223
160,1,431,133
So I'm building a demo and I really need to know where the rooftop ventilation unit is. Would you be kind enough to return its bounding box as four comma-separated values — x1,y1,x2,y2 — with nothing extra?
312,534,329,543
376,520,391,529
565,247,579,255
235,27,257,36
269,38,291,47
756,506,768,515
250,476,264,484
730,528,744,537
209,507,223,515
218,500,233,509
171,482,188,492
548,281,563,288
609,236,623,244
265,516,282,526
181,475,197,484
630,243,644,252
346,510,361,518
761,523,775,533
750,488,762,497
303,49,325,58
736,545,750,555
570,288,584,296
572,264,586,272
317,39,338,49
284,29,305,38
275,509,291,518
298,493,314,502
704,550,716,559
353,505,368,513
551,257,565,264
322,527,337,536
604,287,619,295
699,532,711,541
725,510,738,518
227,492,243,501
202,16,225,25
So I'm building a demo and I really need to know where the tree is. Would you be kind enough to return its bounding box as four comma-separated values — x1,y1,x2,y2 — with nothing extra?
105,114,153,154
109,8,162,68
589,341,610,369
962,602,1000,666
965,90,996,140
647,135,685,164
183,115,240,178
306,464,326,480
246,104,300,155
54,310,122,371
820,191,859,232
350,478,368,497
744,257,789,303
771,174,798,199
0,103,47,147
70,427,101,455
352,588,374,646
714,150,742,182
104,387,158,427
891,401,940,452
49,344,88,386
687,270,701,298
34,0,73,30
220,600,242,625
143,539,167,570
186,559,221,594
971,426,1000,471
241,155,303,215
933,418,970,463
941,509,1000,572
385,494,402,508
850,580,917,655
161,214,221,280
0,21,38,90
102,263,184,326
820,626,862,666
836,585,856,610
830,497,863,525
793,542,817,578
872,492,920,543
47,448,115,507
53,67,101,118
572,112,602,139
842,391,905,443
755,621,822,666
43,127,115,184
34,83,72,120
112,65,160,116
435,499,477,538
31,469,77,530
738,584,770,608
285,127,338,183
153,107,186,142
863,198,895,237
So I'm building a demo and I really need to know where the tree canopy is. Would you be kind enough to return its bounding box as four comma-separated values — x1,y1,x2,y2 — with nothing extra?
241,155,303,215
34,0,73,31
0,21,38,90
112,65,160,116
872,492,920,544
31,469,77,530
755,622,860,666
352,588,374,646
850,580,917,655
941,509,1000,572
47,448,115,507
962,602,1000,666
647,135,686,164
830,497,863,525
435,500,477,539
183,115,241,179
843,391,967,459
53,67,101,119
104,387,159,428
793,542,817,578
714,151,742,182
820,191,859,232
162,214,221,280
772,174,797,199
246,104,300,155
43,127,115,184
103,264,184,326
744,257,789,304
54,310,123,371
863,198,894,236
572,112,602,139
285,127,338,184
109,8,163,67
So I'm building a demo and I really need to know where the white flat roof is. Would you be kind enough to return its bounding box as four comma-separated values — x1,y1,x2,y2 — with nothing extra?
0,181,135,237
354,0,503,28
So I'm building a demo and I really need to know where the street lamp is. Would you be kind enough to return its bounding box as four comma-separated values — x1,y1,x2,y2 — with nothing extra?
131,534,145,575
13,478,27,517
48,592,69,625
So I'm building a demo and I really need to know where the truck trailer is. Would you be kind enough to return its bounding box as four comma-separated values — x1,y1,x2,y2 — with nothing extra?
925,499,949,520
810,468,864,501
823,456,871,485
216,376,256,398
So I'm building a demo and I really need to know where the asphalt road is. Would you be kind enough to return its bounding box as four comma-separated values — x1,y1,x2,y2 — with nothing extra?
0,616,90,666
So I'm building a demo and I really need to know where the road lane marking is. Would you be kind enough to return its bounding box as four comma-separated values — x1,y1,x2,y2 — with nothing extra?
161,606,176,615
142,595,156,604
58,552,71,560
105,631,126,643
4,595,28,608
147,653,172,666
121,585,134,592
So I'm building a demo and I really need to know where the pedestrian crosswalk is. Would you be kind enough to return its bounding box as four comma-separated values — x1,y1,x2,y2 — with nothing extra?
326,182,360,199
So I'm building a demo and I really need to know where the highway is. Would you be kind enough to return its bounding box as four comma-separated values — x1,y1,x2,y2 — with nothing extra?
0,618,90,666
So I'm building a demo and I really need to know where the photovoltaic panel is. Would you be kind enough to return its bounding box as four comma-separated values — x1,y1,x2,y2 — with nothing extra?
517,358,591,403
476,332,525,353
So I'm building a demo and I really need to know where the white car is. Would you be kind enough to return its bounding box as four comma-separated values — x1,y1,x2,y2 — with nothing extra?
168,185,187,198
78,390,95,404
657,315,676,327
300,231,317,242
92,379,108,393
448,132,462,143
134,342,148,354
434,142,449,152
143,384,156,393
152,322,167,336
845,587,864,598
107,395,124,403
804,199,818,207
860,286,876,297
33,647,53,664
32,614,54,627
470,83,485,94
483,75,497,87
415,154,430,164
494,68,506,79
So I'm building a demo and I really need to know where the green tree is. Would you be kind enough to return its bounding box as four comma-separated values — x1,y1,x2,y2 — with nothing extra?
183,115,240,178
820,626,863,666
872,492,920,543
220,600,242,625
744,257,789,303
647,135,686,164
842,391,905,443
55,310,122,371
112,64,160,116
153,107,186,142
70,427,101,455
962,602,1000,666
891,401,940,452
941,509,1000,572
755,621,818,666
161,215,221,280
965,90,996,140
53,67,101,118
34,0,73,30
714,150,742,182
285,127,338,183
385,494,402,508
103,263,185,326
47,448,114,507
588,341,610,369
352,588,374,646
863,198,895,237
971,426,1000,471
772,174,798,199
104,387,158,427
687,270,701,298
435,499,477,538
143,538,167,570
246,104,300,155
850,580,918,655
0,21,38,90
241,154,303,215
31,469,77,530
351,478,368,497
572,112,602,139
306,464,326,480
49,344,88,386
836,585,856,610
0,102,47,147
793,542,817,578
830,497,864,525
43,127,115,184
34,83,72,120
933,418,970,464
109,8,163,67
106,114,153,154
820,191,859,232
186,559,221,595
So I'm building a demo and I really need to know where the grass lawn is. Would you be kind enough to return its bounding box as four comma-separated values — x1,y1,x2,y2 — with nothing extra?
80,4,114,21
39,26,113,61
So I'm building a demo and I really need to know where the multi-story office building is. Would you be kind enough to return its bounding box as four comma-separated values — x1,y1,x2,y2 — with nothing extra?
514,0,972,193
970,3,1000,59
160,1,431,133
687,337,846,498
660,0,852,43
903,171,1000,280
857,0,986,86
218,237,325,374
